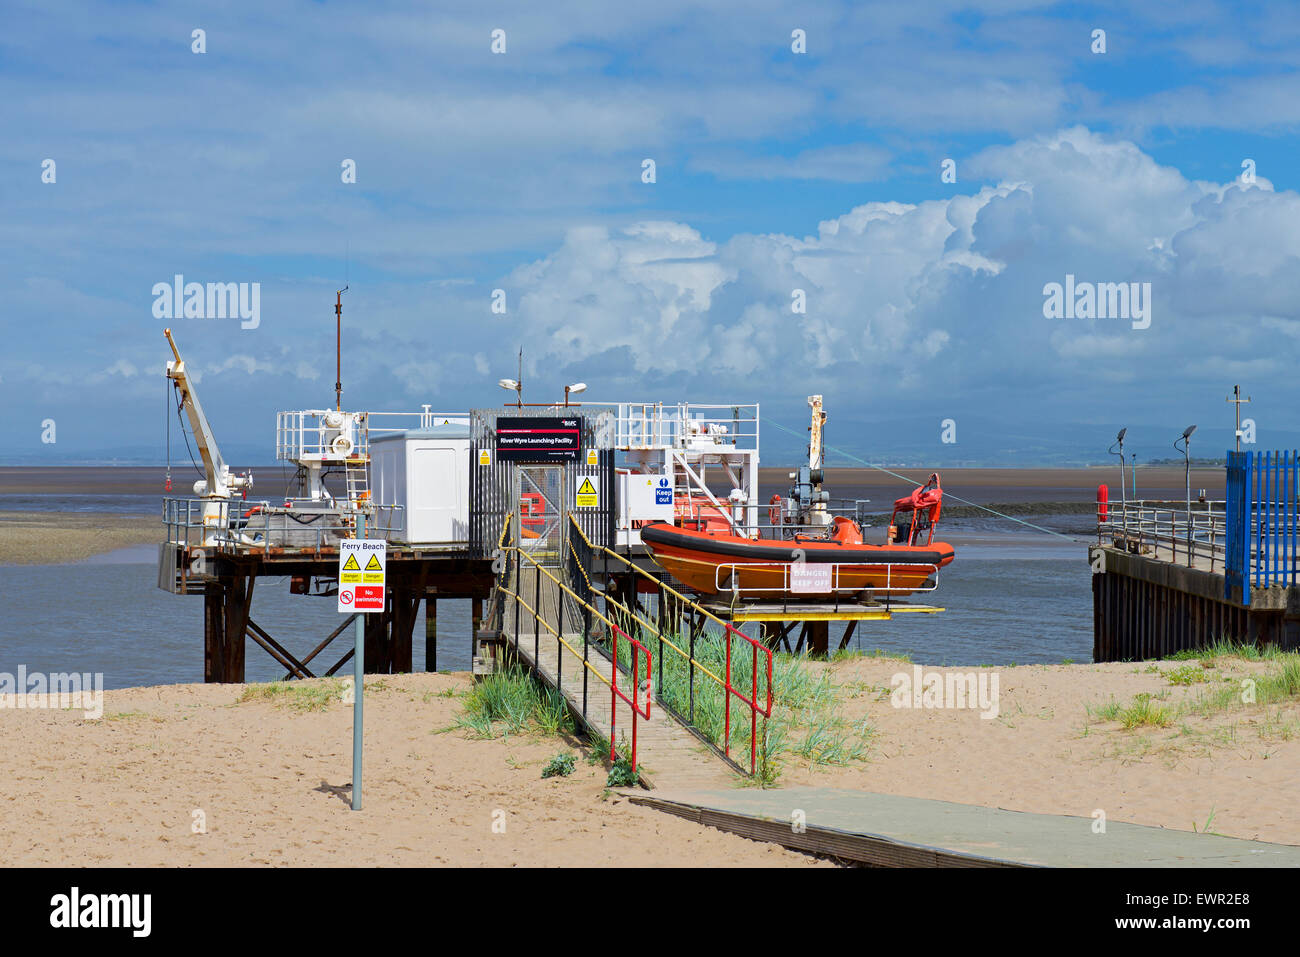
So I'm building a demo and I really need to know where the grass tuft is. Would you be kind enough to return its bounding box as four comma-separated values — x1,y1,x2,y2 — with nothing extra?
454,666,574,740
237,678,346,712
1118,693,1172,730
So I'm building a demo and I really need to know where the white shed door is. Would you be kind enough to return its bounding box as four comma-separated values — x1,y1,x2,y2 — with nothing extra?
409,446,454,542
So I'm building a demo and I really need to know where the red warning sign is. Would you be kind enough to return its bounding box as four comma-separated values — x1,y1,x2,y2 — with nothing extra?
338,540,386,614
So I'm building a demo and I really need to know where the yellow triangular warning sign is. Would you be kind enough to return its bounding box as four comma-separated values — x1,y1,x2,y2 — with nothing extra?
342,554,360,571
365,553,382,571
577,477,596,496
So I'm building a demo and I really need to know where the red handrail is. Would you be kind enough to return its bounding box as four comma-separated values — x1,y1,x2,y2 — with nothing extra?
722,622,774,775
608,624,652,772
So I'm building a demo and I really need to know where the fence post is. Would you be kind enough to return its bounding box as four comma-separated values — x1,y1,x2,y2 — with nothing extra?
688,615,696,723
513,547,521,641
556,574,563,694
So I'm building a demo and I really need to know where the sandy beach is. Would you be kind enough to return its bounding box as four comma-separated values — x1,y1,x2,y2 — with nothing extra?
0,512,160,566
0,673,819,867
2,655,1295,866
778,655,1300,846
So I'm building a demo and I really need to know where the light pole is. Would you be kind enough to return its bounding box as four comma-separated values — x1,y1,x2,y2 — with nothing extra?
1175,425,1197,563
1108,428,1128,540
498,378,522,408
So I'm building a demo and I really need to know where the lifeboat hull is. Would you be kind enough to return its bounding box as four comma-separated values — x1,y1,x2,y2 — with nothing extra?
640,522,954,598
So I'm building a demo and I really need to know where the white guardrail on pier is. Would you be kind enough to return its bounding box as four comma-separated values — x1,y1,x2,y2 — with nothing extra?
1097,500,1227,572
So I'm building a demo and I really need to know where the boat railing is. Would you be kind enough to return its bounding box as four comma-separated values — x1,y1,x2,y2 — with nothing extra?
713,561,941,597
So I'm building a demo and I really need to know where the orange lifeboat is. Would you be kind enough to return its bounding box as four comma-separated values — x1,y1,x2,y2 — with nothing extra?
641,474,955,599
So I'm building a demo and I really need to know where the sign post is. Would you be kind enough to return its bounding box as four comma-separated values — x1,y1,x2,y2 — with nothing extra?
338,535,386,811
495,416,583,462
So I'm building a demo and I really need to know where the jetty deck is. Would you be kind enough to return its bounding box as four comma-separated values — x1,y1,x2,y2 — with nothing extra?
1092,451,1300,660
628,787,1300,867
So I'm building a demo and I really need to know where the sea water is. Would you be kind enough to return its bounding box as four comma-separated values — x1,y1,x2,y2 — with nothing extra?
0,502,1093,689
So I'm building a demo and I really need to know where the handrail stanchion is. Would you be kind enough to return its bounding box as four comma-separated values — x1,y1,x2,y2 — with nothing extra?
724,626,732,759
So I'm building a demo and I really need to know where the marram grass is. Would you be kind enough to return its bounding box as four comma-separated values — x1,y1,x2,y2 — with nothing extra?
603,622,874,784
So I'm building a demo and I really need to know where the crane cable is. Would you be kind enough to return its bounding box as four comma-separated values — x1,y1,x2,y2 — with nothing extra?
761,416,1089,545
172,383,205,478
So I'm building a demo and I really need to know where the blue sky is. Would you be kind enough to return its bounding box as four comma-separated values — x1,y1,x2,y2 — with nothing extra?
5,1,1300,465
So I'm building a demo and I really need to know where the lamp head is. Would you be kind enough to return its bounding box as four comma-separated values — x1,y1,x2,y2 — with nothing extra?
1182,424,1198,440
498,378,519,391
565,382,588,395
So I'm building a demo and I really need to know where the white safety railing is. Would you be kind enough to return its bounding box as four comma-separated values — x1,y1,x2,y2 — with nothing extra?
163,496,403,552
608,402,759,451
366,409,468,436
276,409,468,461
1097,499,1227,571
276,410,369,461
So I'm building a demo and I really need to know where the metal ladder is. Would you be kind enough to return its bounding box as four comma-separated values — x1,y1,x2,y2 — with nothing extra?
344,456,370,510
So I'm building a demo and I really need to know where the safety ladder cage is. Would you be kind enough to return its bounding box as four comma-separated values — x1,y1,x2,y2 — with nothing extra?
568,517,774,776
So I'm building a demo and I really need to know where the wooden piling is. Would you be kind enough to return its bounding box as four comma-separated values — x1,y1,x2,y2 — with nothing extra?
1091,545,1297,661
425,596,437,672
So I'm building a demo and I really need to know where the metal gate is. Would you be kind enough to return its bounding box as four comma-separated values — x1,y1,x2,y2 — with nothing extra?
515,465,566,563
469,408,616,557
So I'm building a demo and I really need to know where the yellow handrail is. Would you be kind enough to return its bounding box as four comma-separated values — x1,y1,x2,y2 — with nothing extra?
500,544,649,692
567,520,732,691
569,517,736,631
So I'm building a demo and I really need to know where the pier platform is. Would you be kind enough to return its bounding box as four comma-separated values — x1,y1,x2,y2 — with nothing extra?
628,787,1300,867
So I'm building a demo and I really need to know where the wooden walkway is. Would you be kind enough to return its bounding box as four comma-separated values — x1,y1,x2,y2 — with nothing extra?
628,787,1300,867
503,588,740,791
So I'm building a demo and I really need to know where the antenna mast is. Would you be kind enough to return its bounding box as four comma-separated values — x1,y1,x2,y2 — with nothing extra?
1226,385,1251,453
335,286,348,411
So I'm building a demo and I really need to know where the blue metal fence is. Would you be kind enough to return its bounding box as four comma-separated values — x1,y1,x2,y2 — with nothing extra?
1226,450,1300,605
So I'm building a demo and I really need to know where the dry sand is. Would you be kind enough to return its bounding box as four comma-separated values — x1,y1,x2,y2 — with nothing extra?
0,512,160,565
776,656,1300,846
0,672,821,867
3,659,1296,867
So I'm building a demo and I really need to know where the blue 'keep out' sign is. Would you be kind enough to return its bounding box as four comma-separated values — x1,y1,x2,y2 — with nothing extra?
655,478,674,506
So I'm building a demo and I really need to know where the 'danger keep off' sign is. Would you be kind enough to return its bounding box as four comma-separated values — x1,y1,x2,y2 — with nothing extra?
338,540,386,613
